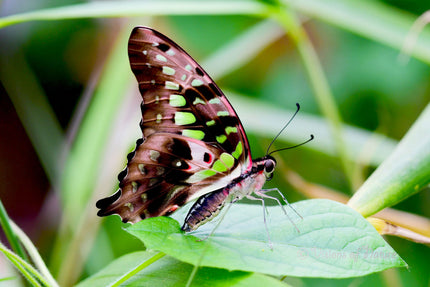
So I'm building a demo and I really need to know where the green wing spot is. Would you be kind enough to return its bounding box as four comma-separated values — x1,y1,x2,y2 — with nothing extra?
193,97,206,105
232,142,243,159
162,66,176,76
213,160,227,172
156,54,167,62
156,114,162,123
131,181,138,193
183,129,205,140
208,98,221,104
206,120,216,126
220,153,235,168
185,64,192,71
181,74,187,81
217,111,229,117
165,81,179,90
169,94,186,107
216,135,227,144
191,79,204,87
166,50,175,56
192,169,217,181
175,112,196,125
225,126,237,135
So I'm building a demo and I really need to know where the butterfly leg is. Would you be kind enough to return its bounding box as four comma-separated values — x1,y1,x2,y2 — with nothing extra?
260,188,303,219
245,194,273,250
256,189,301,233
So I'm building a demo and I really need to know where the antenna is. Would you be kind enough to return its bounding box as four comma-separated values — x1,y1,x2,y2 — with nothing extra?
266,103,301,155
269,134,314,155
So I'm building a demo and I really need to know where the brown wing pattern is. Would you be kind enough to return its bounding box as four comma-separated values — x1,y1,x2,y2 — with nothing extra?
96,27,252,223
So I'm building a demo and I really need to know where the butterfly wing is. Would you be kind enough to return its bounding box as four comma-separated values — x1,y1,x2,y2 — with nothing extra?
96,27,252,223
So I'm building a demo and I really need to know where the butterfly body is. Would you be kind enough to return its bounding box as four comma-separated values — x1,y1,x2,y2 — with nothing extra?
96,27,277,230
182,155,275,231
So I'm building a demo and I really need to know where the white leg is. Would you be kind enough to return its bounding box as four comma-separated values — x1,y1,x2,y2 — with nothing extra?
260,188,303,219
257,188,301,233
246,194,273,250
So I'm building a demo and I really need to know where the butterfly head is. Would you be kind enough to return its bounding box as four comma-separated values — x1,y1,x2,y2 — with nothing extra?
253,155,277,181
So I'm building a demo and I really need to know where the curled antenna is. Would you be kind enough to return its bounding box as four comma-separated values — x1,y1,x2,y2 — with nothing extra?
266,103,313,155
266,103,301,155
268,134,314,155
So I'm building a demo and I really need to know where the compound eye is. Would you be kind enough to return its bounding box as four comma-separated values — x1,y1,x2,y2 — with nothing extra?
264,159,275,173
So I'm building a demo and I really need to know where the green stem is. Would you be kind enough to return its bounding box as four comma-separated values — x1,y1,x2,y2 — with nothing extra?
109,252,166,287
0,200,28,262
10,222,59,287
273,6,355,189
0,241,51,287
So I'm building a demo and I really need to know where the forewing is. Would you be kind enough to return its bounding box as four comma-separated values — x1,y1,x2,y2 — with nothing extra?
97,27,254,223
128,27,251,168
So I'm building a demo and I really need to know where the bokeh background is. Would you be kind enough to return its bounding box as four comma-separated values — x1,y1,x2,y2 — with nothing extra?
0,0,429,286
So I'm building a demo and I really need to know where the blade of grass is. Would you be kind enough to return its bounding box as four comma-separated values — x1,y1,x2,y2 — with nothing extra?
272,6,355,188
0,201,28,262
201,19,285,79
109,252,165,287
348,103,430,217
0,1,269,29
10,222,59,287
1,1,430,65
0,242,50,287
53,21,142,286
0,51,63,184
284,0,430,64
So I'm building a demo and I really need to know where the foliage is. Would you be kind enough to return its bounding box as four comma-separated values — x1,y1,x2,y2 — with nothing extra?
0,0,429,286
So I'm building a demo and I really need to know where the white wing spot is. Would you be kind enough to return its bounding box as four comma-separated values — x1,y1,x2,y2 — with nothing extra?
165,81,180,90
156,54,167,62
191,79,203,87
149,150,160,162
156,114,162,123
138,164,145,175
162,66,176,76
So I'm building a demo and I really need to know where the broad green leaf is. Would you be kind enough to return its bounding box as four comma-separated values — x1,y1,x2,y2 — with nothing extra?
126,199,406,278
348,103,430,217
76,250,289,287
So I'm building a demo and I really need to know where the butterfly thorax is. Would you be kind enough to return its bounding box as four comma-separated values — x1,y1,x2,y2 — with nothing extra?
182,155,276,232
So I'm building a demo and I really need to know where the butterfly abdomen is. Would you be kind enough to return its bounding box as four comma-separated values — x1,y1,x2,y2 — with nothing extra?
182,188,229,232
181,164,269,232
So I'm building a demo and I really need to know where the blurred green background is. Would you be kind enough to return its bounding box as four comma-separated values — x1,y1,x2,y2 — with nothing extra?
0,0,429,286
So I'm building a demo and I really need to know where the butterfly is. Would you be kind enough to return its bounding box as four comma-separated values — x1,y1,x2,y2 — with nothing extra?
96,27,287,232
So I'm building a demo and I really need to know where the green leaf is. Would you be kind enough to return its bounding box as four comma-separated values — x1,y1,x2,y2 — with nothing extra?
76,250,289,287
126,199,406,278
348,103,430,217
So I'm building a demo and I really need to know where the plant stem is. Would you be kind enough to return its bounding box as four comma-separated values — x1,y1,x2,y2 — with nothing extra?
0,200,28,261
273,6,355,189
